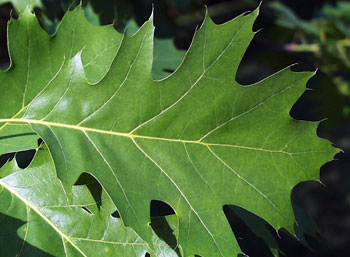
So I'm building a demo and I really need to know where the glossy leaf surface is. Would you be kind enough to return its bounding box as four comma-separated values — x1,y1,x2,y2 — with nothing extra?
0,6,338,257
0,7,123,154
0,146,178,256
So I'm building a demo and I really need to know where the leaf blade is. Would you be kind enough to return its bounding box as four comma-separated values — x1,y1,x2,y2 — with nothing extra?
0,147,179,256
0,5,338,257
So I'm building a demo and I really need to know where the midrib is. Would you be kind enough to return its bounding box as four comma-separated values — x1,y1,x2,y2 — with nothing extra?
0,118,292,154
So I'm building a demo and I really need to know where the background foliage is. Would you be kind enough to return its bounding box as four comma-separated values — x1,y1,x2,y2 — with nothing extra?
0,0,348,256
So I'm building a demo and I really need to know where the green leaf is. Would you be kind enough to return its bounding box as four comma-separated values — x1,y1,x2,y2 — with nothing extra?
0,146,178,256
153,39,186,80
88,16,185,81
0,5,338,257
0,6,123,154
0,147,147,256
123,20,186,80
0,6,185,154
84,3,100,26
268,2,319,35
0,0,42,12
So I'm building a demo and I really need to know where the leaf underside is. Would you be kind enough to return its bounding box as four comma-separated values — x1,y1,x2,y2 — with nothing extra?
0,5,338,257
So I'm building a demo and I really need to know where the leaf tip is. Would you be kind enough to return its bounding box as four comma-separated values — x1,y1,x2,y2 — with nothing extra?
149,3,154,20
200,5,215,30
243,1,261,20
73,49,84,64
23,4,34,14
204,4,209,16
147,3,155,29
65,49,86,83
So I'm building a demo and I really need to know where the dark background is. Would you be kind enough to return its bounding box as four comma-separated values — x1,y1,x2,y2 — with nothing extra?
0,0,349,256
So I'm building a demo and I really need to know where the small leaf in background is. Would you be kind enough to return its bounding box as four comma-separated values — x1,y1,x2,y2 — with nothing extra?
269,1,350,99
153,39,186,80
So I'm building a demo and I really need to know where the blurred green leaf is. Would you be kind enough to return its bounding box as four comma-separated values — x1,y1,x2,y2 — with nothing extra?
0,0,42,12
